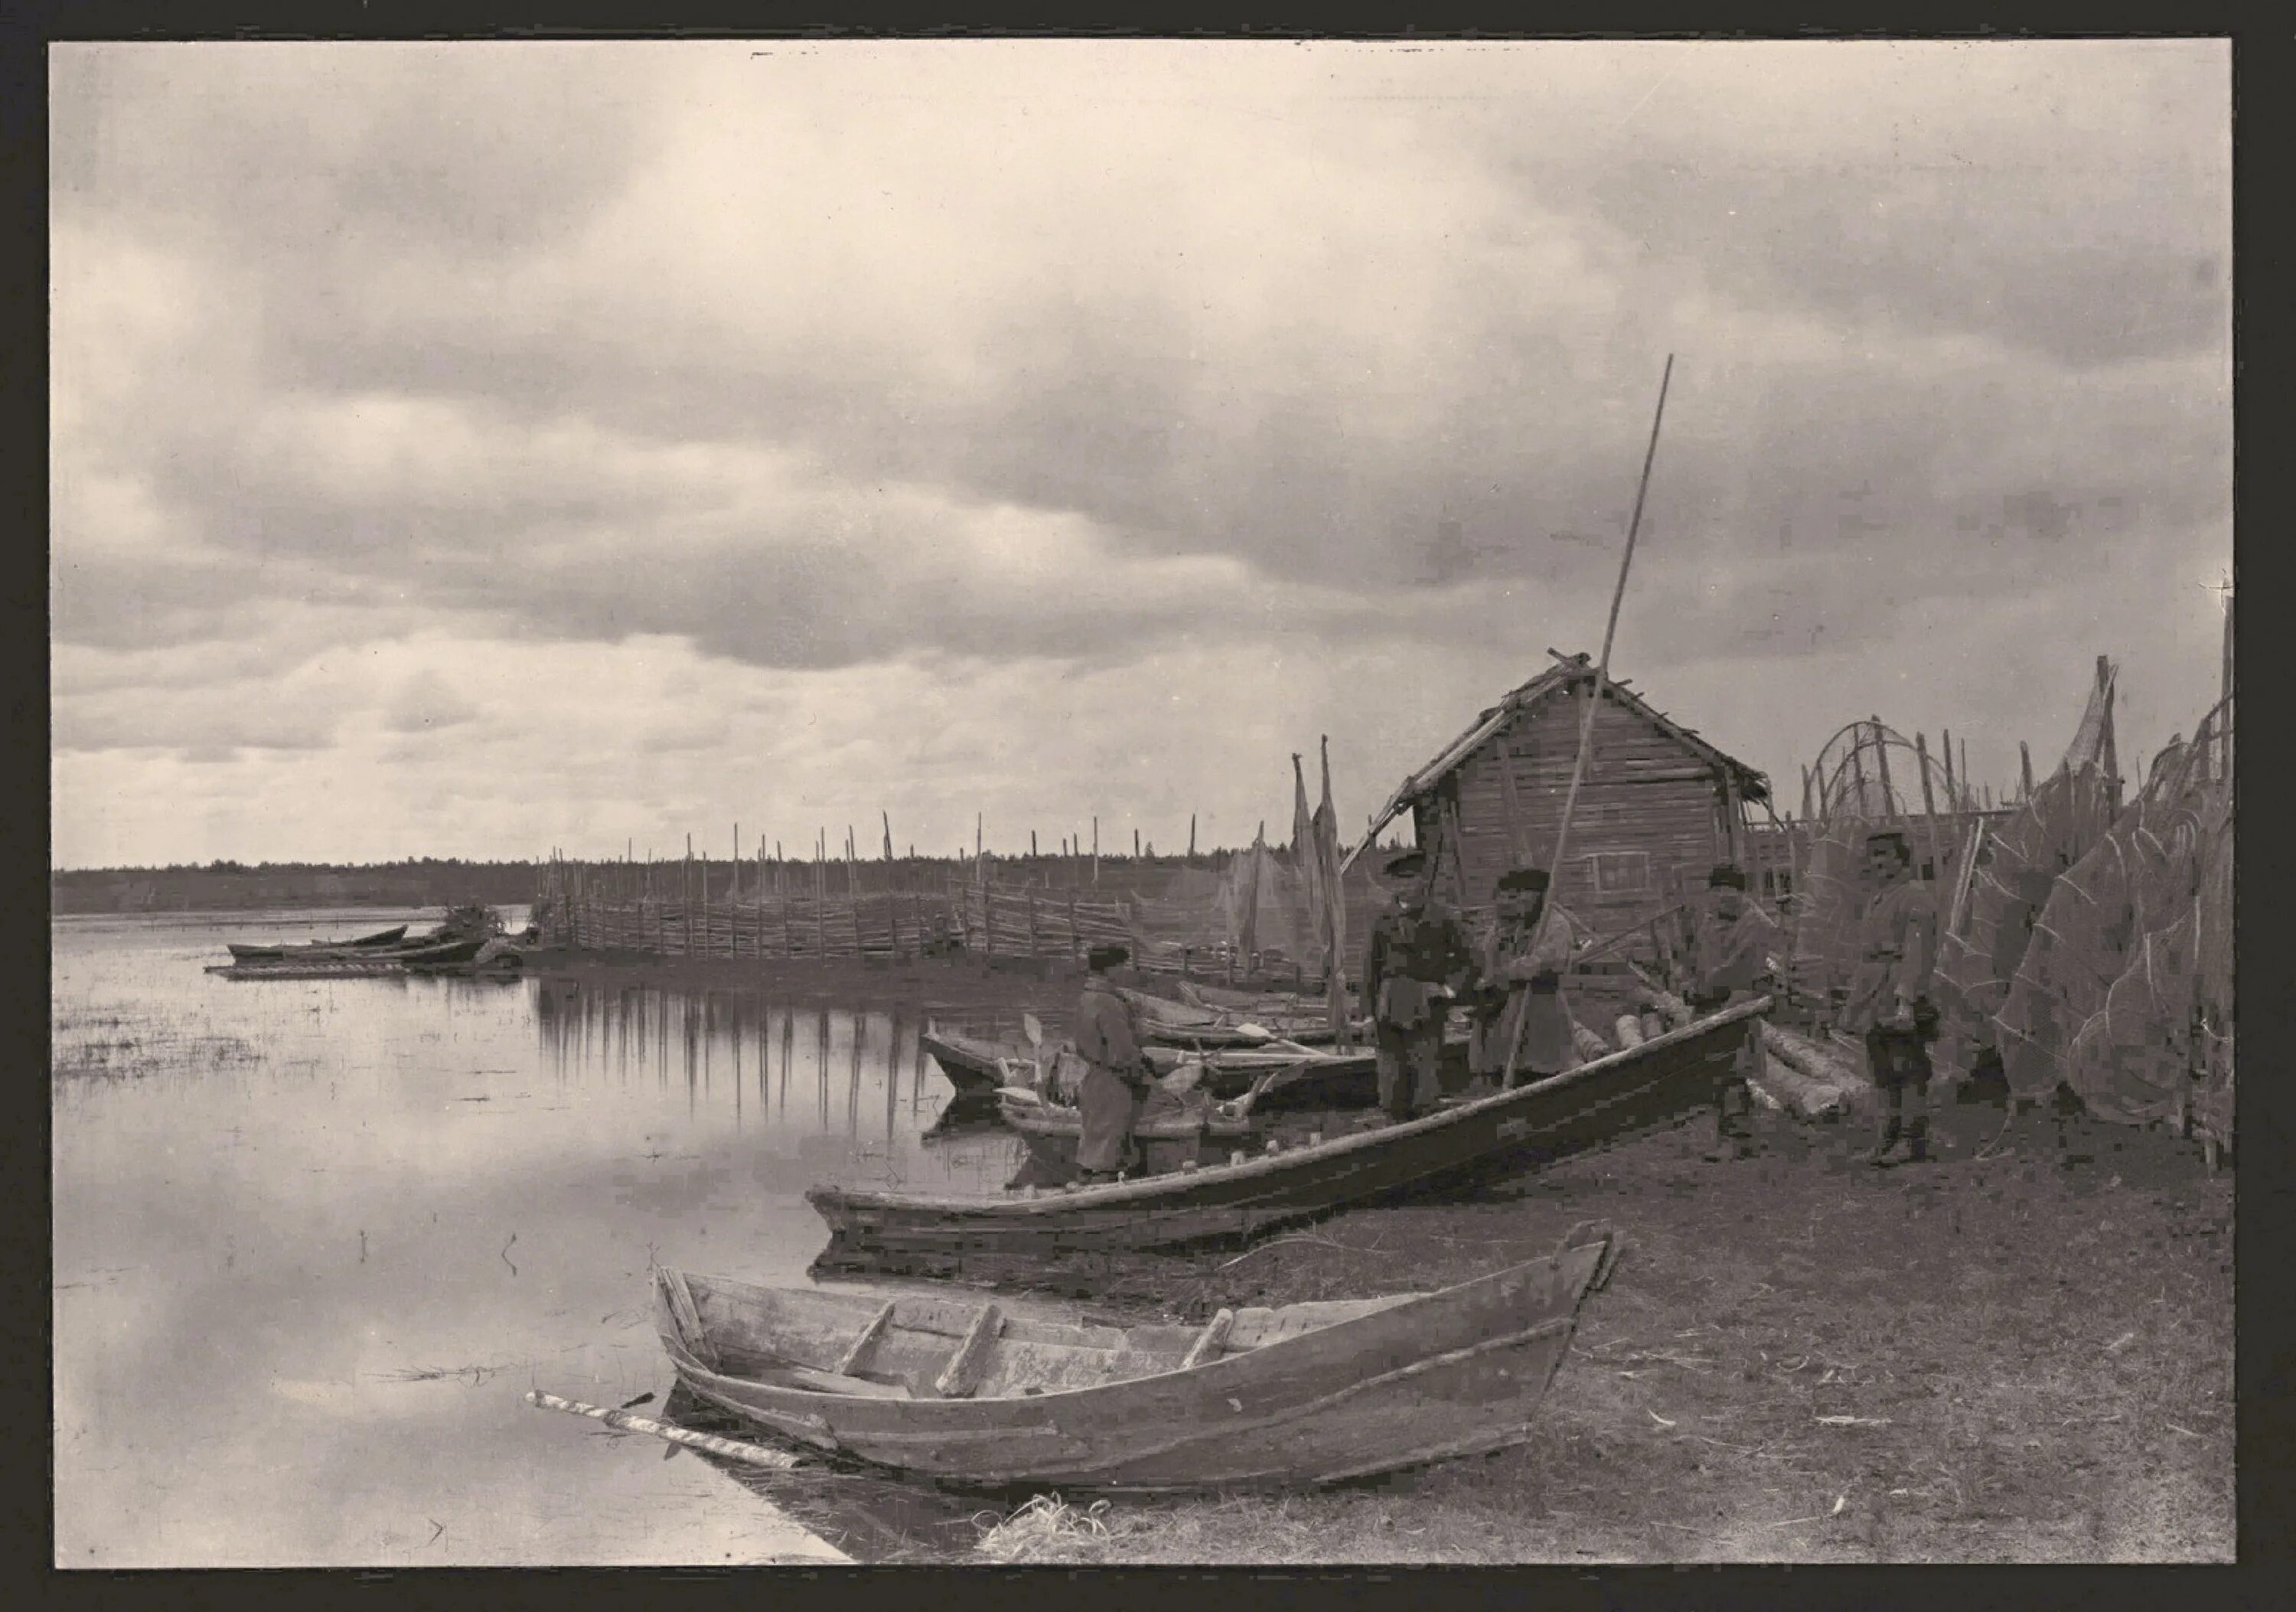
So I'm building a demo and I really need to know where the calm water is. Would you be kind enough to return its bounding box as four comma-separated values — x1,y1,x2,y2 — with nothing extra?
52,910,1030,1567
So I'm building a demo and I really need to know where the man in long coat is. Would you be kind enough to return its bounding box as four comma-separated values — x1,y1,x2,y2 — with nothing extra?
1469,866,1583,1089
1685,862,1778,1160
1073,944,1153,1180
1842,829,1941,1165
1362,847,1474,1122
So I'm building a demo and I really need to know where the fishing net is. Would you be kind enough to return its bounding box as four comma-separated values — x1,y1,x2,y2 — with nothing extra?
1995,719,2223,1110
2050,713,2232,1130
1930,666,2122,1080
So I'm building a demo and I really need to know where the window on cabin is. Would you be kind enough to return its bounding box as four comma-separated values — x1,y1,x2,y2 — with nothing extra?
1579,850,1651,896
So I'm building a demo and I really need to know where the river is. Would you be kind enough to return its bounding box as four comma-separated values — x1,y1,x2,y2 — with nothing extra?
52,909,1029,1566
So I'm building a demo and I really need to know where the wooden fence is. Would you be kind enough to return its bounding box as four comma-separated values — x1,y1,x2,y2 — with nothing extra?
533,854,1315,979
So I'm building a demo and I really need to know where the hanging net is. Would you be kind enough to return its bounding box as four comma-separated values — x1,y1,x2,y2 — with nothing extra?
1930,662,2122,1079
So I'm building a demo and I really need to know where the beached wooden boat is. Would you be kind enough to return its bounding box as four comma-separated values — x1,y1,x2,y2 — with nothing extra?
225,924,408,962
654,1219,1623,1491
809,999,1767,1262
920,1029,1020,1098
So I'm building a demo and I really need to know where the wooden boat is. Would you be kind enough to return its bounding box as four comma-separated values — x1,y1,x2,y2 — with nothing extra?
1117,987,1344,1049
225,924,408,962
920,1029,1021,1099
808,998,1766,1262
386,935,489,966
997,1085,1261,1180
653,1219,1623,1492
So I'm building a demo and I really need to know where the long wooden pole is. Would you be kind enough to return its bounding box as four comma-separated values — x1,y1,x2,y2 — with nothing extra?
1549,353,1673,886
1508,352,1675,1088
526,1391,803,1471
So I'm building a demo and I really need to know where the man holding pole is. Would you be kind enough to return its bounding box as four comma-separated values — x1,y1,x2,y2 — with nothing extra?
1474,867,1583,1091
1683,862,1776,1160
1362,848,1475,1123
1073,945,1154,1181
1844,830,1941,1166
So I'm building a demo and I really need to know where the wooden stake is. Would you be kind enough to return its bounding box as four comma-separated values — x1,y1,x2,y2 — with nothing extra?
1093,816,1099,885
1959,736,1970,809
1914,733,1941,879
1871,716,1897,822
1189,813,1197,859
1941,728,1958,814
2019,740,2034,801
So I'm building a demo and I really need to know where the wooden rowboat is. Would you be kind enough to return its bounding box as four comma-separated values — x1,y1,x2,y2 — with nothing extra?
919,1029,1020,1099
225,924,408,962
1118,987,1344,1049
809,998,1767,1264
996,1085,1263,1180
654,1219,1623,1492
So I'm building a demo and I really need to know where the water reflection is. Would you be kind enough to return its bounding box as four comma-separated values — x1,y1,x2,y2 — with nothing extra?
532,983,1025,1199
51,914,1027,1568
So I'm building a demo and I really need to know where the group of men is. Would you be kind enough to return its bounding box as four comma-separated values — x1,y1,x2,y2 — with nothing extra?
1064,824,1941,1181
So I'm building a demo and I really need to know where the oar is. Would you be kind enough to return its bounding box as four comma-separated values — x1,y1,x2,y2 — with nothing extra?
526,1389,803,1470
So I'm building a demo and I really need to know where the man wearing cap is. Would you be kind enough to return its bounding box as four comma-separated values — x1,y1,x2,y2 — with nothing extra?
1686,863,1777,1160
1073,944,1153,1180
1471,867,1583,1089
1843,830,1941,1166
1362,847,1475,1122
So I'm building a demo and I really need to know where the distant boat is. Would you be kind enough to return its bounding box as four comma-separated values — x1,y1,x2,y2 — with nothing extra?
652,1220,1623,1491
225,924,407,962
809,1000,1766,1264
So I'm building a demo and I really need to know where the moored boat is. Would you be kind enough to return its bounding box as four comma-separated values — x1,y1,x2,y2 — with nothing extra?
225,924,409,962
807,998,1766,1264
653,1219,1623,1491
920,1029,1021,1099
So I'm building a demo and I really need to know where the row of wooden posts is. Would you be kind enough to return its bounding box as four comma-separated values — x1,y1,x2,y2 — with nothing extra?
536,850,1302,974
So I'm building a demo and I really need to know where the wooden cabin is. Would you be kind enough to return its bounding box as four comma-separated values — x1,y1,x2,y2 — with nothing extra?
1349,654,1771,942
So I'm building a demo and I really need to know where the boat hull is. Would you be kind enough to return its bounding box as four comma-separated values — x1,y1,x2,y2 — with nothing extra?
919,1030,1019,1098
657,1225,1618,1491
810,1000,1764,1263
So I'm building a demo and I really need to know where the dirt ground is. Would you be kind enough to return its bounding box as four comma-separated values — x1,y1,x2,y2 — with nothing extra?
545,951,2236,1564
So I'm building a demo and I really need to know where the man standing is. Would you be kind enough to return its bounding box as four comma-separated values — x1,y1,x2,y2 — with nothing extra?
1685,862,1777,1160
1362,847,1474,1123
1073,944,1153,1181
1842,829,1941,1166
1472,867,1583,1090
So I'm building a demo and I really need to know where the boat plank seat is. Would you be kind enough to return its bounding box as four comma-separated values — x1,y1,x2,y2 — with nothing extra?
1181,1309,1235,1369
933,1304,1004,1399
833,1300,898,1376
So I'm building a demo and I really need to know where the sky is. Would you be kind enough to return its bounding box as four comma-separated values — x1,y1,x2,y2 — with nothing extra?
49,39,2232,870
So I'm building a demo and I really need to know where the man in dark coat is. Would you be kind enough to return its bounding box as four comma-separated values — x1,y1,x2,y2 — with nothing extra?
1843,830,1941,1166
1469,866,1583,1089
1686,862,1777,1160
1073,944,1153,1180
1361,847,1474,1122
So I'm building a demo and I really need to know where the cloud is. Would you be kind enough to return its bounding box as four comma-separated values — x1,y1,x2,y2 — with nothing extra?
383,671,480,734
47,40,2231,864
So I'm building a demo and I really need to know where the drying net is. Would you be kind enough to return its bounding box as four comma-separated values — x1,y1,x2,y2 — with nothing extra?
1930,665,2122,1080
2011,710,2232,1130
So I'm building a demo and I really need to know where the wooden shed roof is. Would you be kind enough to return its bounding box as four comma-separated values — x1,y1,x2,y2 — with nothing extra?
1343,653,1771,870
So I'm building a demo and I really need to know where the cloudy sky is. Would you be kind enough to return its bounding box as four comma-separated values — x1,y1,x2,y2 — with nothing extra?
50,39,2230,870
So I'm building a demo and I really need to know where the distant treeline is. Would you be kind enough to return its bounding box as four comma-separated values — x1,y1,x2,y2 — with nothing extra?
51,859,546,915
50,849,1300,915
